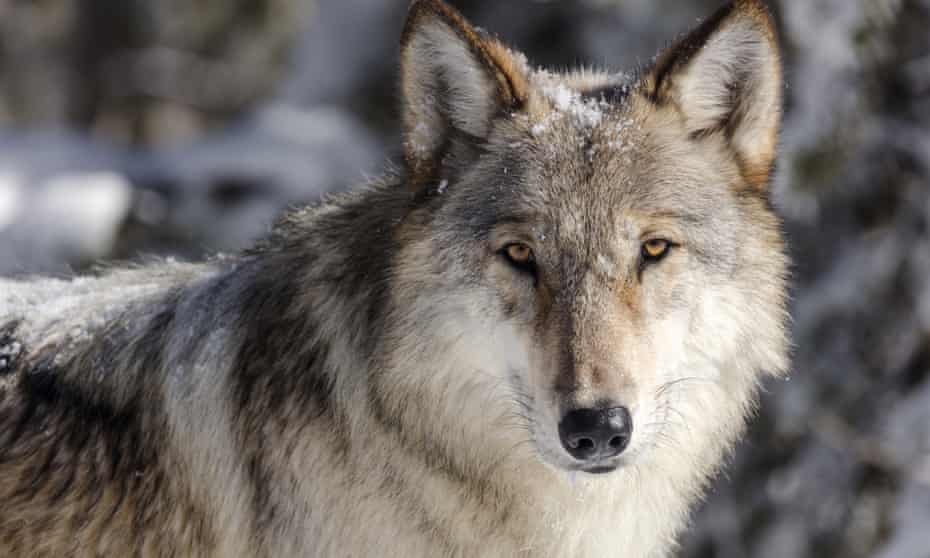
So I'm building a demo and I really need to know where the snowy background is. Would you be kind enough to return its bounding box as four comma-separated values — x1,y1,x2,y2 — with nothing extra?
1,1,928,556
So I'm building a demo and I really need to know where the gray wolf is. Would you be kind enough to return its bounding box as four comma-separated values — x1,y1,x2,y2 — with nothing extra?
0,0,788,556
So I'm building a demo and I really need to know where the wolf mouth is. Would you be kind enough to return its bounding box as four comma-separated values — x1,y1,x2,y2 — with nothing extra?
581,465,619,475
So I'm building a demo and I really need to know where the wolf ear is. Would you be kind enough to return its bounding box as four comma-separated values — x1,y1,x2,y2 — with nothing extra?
400,0,528,190
645,0,783,189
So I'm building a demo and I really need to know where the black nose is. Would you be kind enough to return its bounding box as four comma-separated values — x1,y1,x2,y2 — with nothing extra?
558,406,632,462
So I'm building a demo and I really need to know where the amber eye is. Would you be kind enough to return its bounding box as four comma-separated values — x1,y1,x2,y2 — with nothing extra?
501,243,537,274
506,243,532,264
642,239,671,262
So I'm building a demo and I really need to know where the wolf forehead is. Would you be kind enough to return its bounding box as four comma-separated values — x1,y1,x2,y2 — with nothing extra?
511,75,646,189
436,82,740,251
429,70,726,209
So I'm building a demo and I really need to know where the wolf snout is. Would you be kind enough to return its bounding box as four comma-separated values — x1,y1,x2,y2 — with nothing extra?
558,406,632,465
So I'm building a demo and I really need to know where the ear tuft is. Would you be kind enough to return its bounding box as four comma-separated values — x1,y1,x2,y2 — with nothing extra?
400,0,528,190
645,0,783,189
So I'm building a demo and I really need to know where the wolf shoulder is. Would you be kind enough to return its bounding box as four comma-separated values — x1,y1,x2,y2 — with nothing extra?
0,259,224,384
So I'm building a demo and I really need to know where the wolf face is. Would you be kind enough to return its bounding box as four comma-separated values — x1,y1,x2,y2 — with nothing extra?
389,0,789,477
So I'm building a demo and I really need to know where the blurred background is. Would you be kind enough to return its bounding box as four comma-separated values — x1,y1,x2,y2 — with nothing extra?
0,0,928,555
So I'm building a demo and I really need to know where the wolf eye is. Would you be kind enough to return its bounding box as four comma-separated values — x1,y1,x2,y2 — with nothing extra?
501,243,537,274
641,239,671,262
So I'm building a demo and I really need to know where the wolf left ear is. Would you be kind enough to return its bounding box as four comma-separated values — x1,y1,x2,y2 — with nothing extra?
400,0,528,191
645,0,783,189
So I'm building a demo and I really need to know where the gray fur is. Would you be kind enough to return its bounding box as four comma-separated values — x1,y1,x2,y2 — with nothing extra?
0,1,788,556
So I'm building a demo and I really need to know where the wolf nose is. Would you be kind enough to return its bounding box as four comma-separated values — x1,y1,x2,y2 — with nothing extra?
558,406,632,462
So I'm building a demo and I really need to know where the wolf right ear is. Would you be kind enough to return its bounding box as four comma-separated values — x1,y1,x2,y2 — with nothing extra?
400,0,528,191
645,0,783,190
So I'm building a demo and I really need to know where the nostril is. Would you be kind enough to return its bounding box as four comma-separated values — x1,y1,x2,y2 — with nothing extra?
608,436,624,449
575,437,595,451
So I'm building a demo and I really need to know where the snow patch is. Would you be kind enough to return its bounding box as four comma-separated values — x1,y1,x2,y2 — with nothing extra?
544,83,576,112
0,338,22,372
35,172,133,259
541,83,609,130
0,172,24,229
605,118,639,153
531,112,561,137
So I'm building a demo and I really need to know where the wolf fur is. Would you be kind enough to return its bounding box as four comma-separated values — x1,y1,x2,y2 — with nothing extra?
0,1,788,556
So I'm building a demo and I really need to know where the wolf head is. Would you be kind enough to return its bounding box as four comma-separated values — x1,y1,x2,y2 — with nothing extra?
384,0,788,477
